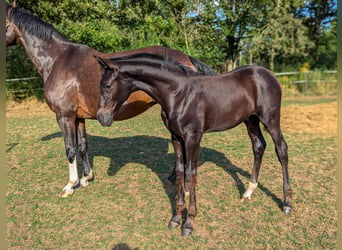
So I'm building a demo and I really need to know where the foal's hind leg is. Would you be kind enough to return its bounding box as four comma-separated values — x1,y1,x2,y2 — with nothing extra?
76,119,93,187
241,116,266,202
263,119,292,214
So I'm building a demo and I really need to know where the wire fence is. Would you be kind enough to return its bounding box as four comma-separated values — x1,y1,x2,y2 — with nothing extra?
273,70,337,97
5,70,337,100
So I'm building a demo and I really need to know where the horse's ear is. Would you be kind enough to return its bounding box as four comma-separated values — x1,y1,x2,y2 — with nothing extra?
12,0,17,7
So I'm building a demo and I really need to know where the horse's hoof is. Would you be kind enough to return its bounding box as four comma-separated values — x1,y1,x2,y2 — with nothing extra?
240,196,249,203
58,189,74,198
168,220,180,230
181,227,193,237
283,205,292,215
80,178,89,187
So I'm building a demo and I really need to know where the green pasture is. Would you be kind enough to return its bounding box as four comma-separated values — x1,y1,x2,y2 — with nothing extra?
6,98,336,249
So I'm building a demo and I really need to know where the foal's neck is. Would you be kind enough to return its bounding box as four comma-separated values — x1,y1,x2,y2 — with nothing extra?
123,63,185,108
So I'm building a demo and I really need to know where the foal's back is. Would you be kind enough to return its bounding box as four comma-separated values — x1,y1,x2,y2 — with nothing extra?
189,66,282,132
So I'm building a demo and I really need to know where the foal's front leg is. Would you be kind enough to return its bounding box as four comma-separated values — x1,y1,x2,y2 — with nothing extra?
181,133,201,237
168,136,186,230
57,114,79,197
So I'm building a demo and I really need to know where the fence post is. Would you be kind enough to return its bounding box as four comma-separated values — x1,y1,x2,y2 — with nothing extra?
304,72,308,95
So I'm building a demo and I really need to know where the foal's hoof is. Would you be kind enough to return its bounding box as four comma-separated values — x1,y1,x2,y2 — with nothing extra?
58,189,74,198
283,205,292,215
168,220,180,230
181,227,193,237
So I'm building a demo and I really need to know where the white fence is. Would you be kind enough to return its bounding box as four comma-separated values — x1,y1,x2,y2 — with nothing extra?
6,70,337,98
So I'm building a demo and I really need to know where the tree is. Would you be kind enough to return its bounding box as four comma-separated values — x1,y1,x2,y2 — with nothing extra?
298,0,337,68
244,0,313,71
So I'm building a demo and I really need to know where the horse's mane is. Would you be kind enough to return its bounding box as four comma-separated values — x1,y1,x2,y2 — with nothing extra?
110,53,200,76
7,5,67,41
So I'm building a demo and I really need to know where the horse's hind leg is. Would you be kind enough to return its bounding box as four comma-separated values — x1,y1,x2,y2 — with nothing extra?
57,114,79,197
241,116,266,202
263,118,292,214
76,118,93,187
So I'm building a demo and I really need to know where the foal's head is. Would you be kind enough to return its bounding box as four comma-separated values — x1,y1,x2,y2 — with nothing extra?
94,55,134,127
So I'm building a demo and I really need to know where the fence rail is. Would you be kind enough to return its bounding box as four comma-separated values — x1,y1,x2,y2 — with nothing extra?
6,77,41,82
5,70,337,98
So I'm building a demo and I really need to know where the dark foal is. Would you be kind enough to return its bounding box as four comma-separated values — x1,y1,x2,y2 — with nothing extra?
6,4,215,197
94,54,292,236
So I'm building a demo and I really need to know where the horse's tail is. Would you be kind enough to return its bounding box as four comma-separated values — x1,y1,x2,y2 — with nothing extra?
189,56,216,76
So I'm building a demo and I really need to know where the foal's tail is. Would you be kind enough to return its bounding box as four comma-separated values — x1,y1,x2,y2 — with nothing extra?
189,56,216,76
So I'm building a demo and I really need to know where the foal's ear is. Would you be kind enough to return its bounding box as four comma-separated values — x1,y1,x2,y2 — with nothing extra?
93,55,119,72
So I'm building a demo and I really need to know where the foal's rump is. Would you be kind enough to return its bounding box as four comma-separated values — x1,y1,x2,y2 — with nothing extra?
199,65,282,132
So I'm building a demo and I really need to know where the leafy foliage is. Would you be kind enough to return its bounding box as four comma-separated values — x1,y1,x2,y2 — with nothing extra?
6,0,336,98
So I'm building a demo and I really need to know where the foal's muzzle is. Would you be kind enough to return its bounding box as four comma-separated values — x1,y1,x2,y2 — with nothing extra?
97,111,114,127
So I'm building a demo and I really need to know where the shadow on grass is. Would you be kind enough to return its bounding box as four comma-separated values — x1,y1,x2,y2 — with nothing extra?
41,132,283,212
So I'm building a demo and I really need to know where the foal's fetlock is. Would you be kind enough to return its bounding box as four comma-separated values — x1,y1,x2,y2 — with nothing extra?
283,202,292,215
240,182,258,202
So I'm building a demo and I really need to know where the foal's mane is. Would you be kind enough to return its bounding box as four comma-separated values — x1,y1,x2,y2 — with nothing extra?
6,5,67,41
110,53,199,76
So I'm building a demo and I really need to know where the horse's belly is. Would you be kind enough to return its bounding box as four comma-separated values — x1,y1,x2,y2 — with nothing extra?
204,108,252,132
114,91,155,121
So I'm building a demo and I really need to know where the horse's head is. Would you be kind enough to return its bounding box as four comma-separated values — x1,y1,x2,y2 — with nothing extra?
6,4,20,47
94,55,134,127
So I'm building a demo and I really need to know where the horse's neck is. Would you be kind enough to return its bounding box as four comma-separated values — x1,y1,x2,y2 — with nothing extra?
19,32,70,81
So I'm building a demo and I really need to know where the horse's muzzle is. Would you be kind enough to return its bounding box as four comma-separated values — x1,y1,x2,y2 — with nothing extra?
97,111,114,127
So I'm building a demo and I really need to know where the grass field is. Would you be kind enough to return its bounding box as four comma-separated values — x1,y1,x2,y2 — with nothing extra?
6,97,337,249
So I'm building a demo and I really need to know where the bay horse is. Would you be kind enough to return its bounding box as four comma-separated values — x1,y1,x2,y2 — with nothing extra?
5,4,215,197
94,54,292,236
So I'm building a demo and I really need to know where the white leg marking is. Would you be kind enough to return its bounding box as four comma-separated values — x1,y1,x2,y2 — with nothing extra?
69,157,79,184
80,169,93,187
59,157,79,197
240,182,258,202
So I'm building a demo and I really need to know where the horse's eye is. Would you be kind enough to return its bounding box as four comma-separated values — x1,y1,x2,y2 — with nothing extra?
104,82,112,90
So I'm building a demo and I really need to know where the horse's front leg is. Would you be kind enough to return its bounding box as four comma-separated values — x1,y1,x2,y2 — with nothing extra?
168,135,186,230
181,133,202,237
76,118,93,187
56,114,79,197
